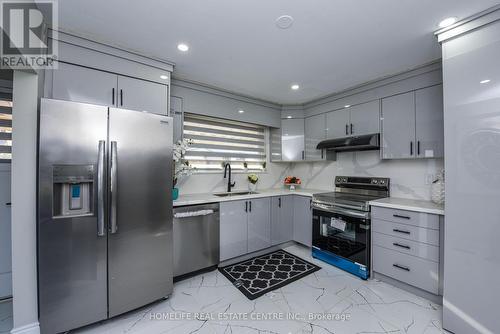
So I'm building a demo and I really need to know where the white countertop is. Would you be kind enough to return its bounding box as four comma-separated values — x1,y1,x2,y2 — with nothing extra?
369,197,444,215
173,188,328,207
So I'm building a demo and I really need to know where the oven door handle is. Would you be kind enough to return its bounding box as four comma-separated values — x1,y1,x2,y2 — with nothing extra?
312,202,370,219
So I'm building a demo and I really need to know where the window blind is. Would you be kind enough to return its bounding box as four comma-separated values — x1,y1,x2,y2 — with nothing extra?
0,99,12,163
183,113,267,171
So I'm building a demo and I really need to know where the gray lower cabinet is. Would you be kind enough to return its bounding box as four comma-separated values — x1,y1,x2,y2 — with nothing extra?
281,118,305,161
50,62,169,115
293,196,312,247
326,109,350,139
271,196,294,245
381,85,443,159
372,206,441,295
220,198,271,261
305,114,326,161
220,200,248,261
247,198,271,253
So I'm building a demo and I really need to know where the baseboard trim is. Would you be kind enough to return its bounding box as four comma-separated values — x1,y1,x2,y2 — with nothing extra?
10,322,40,334
373,272,443,305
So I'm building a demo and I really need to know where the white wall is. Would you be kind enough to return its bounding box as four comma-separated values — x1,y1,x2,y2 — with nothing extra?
11,71,40,334
291,152,443,200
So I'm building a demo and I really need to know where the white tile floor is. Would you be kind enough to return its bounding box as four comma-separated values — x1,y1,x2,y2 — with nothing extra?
71,245,447,334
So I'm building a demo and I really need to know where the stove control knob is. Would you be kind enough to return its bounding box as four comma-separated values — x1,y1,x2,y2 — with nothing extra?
342,178,347,182
372,180,378,184
380,180,385,184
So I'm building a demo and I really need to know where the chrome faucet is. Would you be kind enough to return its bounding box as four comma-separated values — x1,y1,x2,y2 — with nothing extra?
223,163,236,192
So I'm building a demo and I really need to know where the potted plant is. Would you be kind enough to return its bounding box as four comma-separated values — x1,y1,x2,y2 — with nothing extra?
247,173,259,192
173,139,195,200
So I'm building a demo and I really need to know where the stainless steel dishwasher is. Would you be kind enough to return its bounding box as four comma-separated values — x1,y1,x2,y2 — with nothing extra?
173,203,220,277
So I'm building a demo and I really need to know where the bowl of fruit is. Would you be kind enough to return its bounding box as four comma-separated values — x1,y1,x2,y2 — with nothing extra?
284,176,302,191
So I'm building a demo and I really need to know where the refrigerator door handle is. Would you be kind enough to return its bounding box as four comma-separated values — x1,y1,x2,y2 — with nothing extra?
110,141,118,234
97,140,106,237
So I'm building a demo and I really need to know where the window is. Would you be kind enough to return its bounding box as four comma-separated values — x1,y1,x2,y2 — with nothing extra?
183,113,267,171
0,97,12,162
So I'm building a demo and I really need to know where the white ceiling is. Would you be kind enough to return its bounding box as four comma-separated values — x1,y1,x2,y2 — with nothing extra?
57,0,500,105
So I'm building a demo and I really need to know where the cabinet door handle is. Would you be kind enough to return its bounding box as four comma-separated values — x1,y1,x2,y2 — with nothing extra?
345,124,348,135
393,242,411,250
278,197,281,208
302,151,305,160
120,89,123,106
112,88,115,105
393,214,410,220
249,201,252,212
393,228,411,235
321,149,324,159
410,141,413,156
350,123,353,135
5,202,11,206
417,141,421,156
393,264,410,272
245,201,248,212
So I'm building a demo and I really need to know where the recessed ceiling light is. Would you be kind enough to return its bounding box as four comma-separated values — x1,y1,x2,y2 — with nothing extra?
238,110,245,114
480,79,491,84
287,116,292,119
160,75,168,80
291,84,300,90
344,105,351,108
177,43,189,52
276,15,294,29
438,17,457,28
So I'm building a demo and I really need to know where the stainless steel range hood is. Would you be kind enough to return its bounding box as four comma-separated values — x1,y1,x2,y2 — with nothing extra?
316,133,380,152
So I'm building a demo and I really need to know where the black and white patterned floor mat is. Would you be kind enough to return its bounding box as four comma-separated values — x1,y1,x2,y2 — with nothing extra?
218,250,321,300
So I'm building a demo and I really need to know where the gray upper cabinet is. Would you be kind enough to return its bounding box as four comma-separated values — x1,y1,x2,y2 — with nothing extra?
269,127,282,162
53,62,117,107
50,63,169,115
326,109,350,139
247,198,271,253
117,76,168,115
281,118,305,161
381,91,416,159
293,196,312,247
220,200,248,261
381,86,443,160
415,85,444,158
305,114,326,161
349,100,380,136
271,196,294,245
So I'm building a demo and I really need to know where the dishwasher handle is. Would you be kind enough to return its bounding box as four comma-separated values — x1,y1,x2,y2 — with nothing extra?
174,209,218,219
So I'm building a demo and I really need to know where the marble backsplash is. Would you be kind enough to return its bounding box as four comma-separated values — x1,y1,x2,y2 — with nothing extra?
177,150,443,201
291,151,444,201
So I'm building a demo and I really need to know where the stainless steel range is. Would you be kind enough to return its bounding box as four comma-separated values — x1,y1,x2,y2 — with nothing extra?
311,176,390,279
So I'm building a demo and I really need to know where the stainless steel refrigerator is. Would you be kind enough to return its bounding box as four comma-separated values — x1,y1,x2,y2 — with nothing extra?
38,98,173,333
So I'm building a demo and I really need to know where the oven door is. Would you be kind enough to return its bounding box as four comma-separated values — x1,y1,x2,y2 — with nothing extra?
312,205,370,268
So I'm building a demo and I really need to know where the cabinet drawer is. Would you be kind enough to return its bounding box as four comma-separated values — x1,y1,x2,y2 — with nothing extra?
372,219,439,246
372,232,439,262
373,245,438,294
371,206,439,230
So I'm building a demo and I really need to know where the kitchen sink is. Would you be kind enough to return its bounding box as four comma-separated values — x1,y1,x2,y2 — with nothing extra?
213,191,259,197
